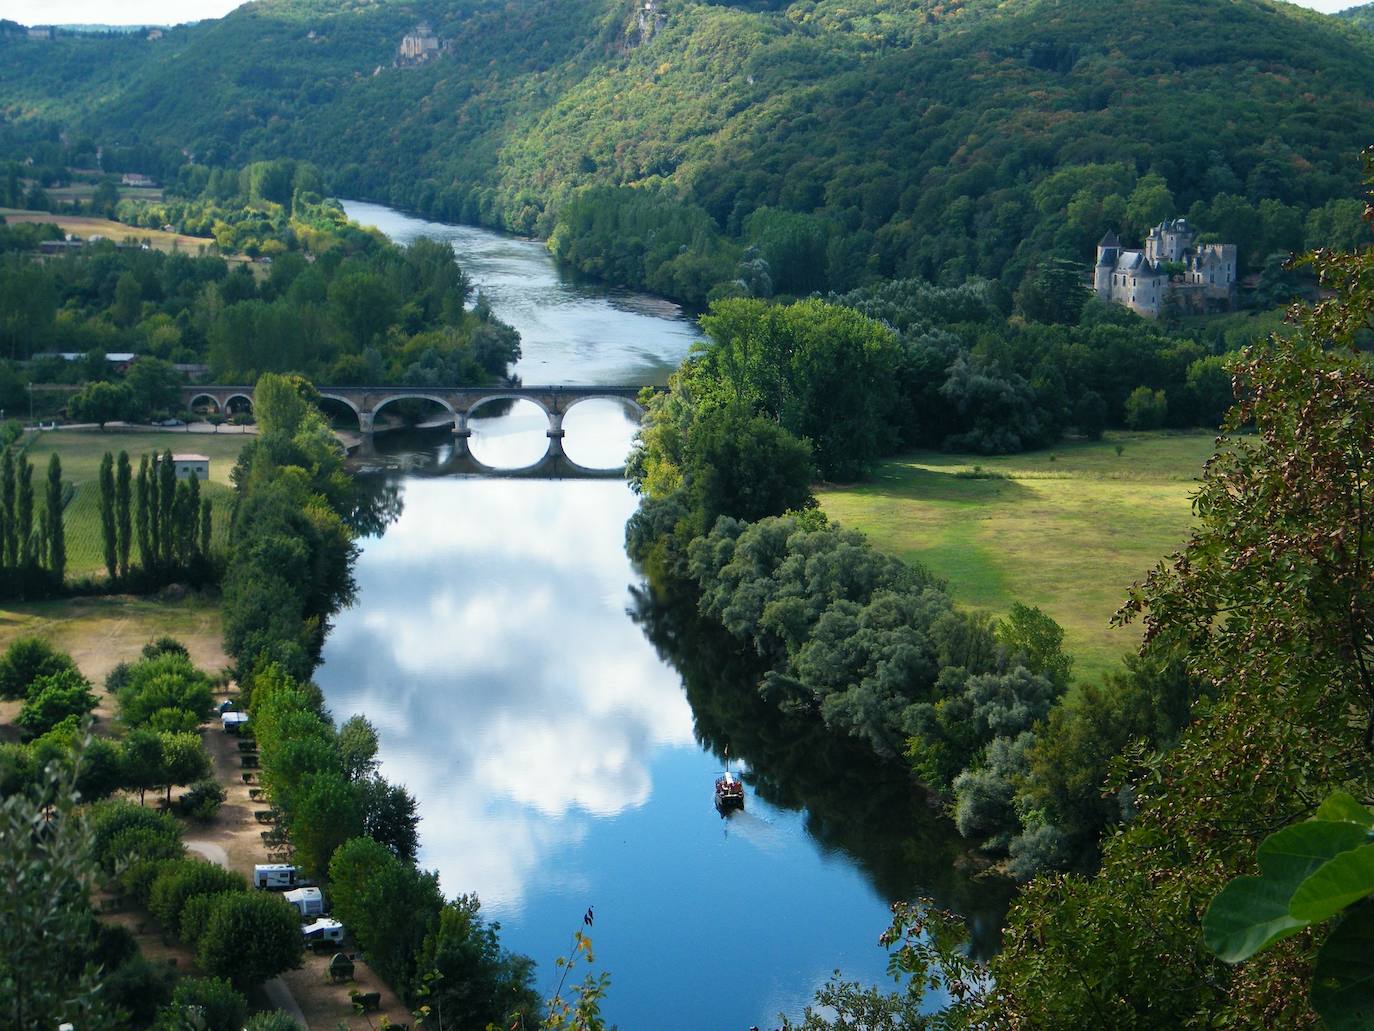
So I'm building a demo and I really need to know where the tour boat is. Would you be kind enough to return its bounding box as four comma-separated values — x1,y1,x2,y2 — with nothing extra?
715,750,745,812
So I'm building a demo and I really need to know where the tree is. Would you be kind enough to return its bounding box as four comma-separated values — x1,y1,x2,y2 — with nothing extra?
115,452,132,579
99,452,116,581
329,836,443,990
16,458,32,568
0,754,111,1031
148,859,245,931
16,670,97,740
136,454,152,571
289,770,362,879
154,977,246,1031
685,411,815,528
2,447,15,568
196,891,303,989
414,897,539,1031
158,450,175,570
125,358,183,421
111,272,142,328
0,637,77,700
1123,385,1167,430
200,498,212,560
157,732,211,804
1072,390,1107,439
997,603,1073,691
68,381,132,429
337,714,379,781
44,454,63,583
121,728,164,806
360,775,420,866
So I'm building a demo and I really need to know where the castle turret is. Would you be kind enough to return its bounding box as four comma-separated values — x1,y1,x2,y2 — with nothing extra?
1094,230,1120,298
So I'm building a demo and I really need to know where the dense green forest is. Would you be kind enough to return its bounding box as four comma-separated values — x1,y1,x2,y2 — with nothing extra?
3,0,1373,303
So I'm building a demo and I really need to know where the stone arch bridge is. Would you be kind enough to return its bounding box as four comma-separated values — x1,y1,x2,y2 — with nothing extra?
182,384,657,477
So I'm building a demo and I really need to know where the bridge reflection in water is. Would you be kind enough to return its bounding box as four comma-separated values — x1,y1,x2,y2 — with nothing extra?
181,384,655,478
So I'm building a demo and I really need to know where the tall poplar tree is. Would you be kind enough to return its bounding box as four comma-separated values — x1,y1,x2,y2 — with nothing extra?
185,473,201,565
115,451,131,579
200,498,212,561
1,448,15,569
98,452,116,581
45,454,64,584
158,450,175,570
136,454,152,572
17,460,32,568
148,455,161,571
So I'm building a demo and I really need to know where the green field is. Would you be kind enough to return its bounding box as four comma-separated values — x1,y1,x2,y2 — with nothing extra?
818,431,1217,683
21,431,250,579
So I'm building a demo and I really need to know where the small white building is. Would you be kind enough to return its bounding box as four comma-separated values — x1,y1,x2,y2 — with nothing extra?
221,710,249,733
171,454,210,481
284,886,326,917
253,863,297,889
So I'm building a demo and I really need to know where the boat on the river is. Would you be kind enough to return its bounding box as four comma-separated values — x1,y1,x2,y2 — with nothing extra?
715,750,745,813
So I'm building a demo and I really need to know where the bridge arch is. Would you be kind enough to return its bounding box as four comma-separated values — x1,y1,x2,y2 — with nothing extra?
464,393,552,422
224,393,254,416
188,393,222,413
563,394,646,421
370,393,458,430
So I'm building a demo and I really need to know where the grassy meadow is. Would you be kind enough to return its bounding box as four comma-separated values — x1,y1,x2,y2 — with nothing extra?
0,209,232,258
22,430,250,579
818,431,1217,683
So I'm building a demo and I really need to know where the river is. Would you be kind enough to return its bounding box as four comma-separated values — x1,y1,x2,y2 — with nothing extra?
315,203,1009,1029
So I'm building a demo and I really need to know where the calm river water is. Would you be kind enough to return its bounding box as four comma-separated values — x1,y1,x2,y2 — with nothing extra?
316,203,1009,1029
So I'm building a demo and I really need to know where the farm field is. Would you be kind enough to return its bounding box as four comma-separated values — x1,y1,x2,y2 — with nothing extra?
0,208,225,256
818,431,1217,684
22,430,250,578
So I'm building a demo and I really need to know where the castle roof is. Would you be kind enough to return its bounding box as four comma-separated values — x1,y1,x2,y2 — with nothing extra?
1098,230,1120,249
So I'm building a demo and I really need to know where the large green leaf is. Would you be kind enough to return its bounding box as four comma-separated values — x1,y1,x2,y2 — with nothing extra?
1203,820,1368,962
1290,843,1374,924
1311,901,1374,1031
1315,791,1374,829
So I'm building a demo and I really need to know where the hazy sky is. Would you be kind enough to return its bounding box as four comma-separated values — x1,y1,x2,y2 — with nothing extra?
0,0,1364,25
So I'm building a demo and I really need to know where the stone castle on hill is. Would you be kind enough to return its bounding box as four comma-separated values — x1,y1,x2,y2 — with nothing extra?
396,23,441,66
1094,218,1237,318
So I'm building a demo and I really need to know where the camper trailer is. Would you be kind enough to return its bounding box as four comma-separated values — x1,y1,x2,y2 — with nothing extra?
253,864,297,890
284,886,325,917
221,710,249,734
303,918,345,944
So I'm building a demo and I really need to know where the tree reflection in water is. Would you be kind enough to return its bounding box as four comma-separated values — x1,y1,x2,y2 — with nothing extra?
629,581,1013,960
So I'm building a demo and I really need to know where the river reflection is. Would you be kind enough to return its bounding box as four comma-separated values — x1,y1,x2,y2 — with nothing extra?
315,455,1009,1030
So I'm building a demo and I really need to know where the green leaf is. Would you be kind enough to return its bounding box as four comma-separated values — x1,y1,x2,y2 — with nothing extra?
1290,843,1374,924
1203,820,1368,962
1315,791,1374,829
1311,900,1374,1031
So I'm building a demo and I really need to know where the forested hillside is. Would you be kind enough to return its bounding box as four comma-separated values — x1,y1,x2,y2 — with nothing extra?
3,0,1374,302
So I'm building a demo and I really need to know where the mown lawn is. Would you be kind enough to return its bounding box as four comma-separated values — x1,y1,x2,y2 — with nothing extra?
21,431,250,579
818,431,1217,684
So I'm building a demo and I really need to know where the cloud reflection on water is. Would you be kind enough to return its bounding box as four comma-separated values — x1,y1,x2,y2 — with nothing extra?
316,478,694,911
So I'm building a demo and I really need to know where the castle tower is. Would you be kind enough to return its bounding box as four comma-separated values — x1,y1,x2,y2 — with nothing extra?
1095,230,1120,298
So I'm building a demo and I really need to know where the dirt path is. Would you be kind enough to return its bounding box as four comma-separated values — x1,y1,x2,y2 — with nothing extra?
203,686,410,1029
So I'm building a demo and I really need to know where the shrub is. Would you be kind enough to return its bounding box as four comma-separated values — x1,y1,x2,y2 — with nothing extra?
0,636,77,700
90,801,183,873
116,653,214,727
105,661,134,696
16,670,98,740
180,778,227,821
102,953,177,1027
244,1012,303,1031
179,892,221,952
154,977,247,1031
148,858,246,932
196,891,304,988
143,636,190,660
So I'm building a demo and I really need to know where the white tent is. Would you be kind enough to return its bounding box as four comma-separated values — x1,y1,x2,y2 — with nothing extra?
284,886,325,917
